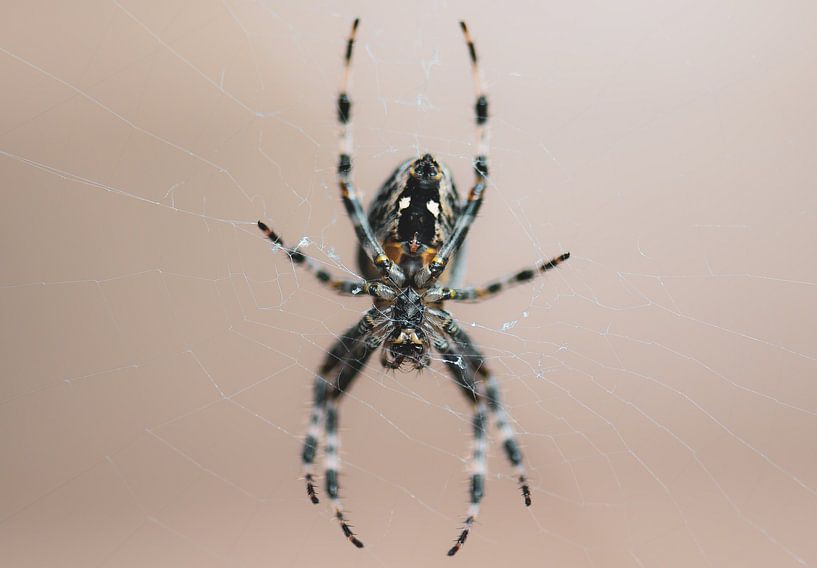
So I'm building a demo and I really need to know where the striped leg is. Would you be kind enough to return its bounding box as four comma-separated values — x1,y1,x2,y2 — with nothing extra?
339,180,406,285
302,377,326,504
300,311,382,549
416,21,490,288
450,398,488,557
460,20,490,182
439,340,488,556
437,340,484,553
323,398,363,548
485,374,531,506
257,221,396,299
426,252,571,303
316,308,388,548
336,19,358,179
335,19,405,285
435,310,533,507
322,332,378,549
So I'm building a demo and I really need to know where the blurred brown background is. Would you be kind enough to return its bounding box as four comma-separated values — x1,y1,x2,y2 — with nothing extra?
2,1,817,567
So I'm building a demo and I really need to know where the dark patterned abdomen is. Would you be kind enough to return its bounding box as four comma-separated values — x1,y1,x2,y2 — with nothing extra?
357,156,463,282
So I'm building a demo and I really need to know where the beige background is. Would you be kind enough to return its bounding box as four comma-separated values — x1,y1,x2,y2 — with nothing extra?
2,1,817,567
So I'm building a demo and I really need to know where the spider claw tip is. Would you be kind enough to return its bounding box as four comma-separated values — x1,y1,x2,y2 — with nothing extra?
521,484,532,506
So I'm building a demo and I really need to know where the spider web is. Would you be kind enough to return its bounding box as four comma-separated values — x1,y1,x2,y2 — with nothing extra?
2,2,817,567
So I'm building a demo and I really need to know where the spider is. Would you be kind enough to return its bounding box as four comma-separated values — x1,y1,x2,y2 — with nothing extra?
257,19,569,556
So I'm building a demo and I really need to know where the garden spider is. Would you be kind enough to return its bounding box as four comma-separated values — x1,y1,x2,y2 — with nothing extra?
258,19,569,556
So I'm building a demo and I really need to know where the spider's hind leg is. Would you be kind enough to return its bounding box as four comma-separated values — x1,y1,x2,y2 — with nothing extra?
414,22,489,288
336,17,358,180
334,18,405,285
460,20,489,181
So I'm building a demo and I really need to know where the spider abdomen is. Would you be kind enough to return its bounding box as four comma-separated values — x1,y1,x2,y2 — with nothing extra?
357,154,462,282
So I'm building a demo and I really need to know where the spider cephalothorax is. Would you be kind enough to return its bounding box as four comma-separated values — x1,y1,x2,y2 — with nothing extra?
380,288,431,370
257,19,570,556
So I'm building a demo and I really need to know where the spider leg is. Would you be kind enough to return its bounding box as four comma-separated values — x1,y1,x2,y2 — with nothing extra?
336,18,358,176
460,20,490,182
257,221,395,299
302,375,326,504
484,373,532,506
416,22,490,288
335,19,406,286
302,308,384,548
426,252,570,303
324,397,364,548
433,310,533,507
436,337,488,556
339,179,407,285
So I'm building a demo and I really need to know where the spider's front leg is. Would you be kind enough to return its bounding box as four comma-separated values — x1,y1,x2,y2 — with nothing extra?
436,311,533,506
301,308,385,548
436,339,489,557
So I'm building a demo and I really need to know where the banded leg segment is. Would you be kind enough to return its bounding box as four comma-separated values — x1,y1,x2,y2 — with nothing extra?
418,176,486,285
300,310,382,549
436,311,533,507
302,316,372,505
302,377,326,504
485,374,531,506
449,398,488,556
438,340,488,556
426,252,571,303
460,20,490,179
321,330,376,549
335,19,406,285
257,220,356,294
324,399,364,548
339,181,406,285
336,18,358,178
257,221,396,299
416,22,490,287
